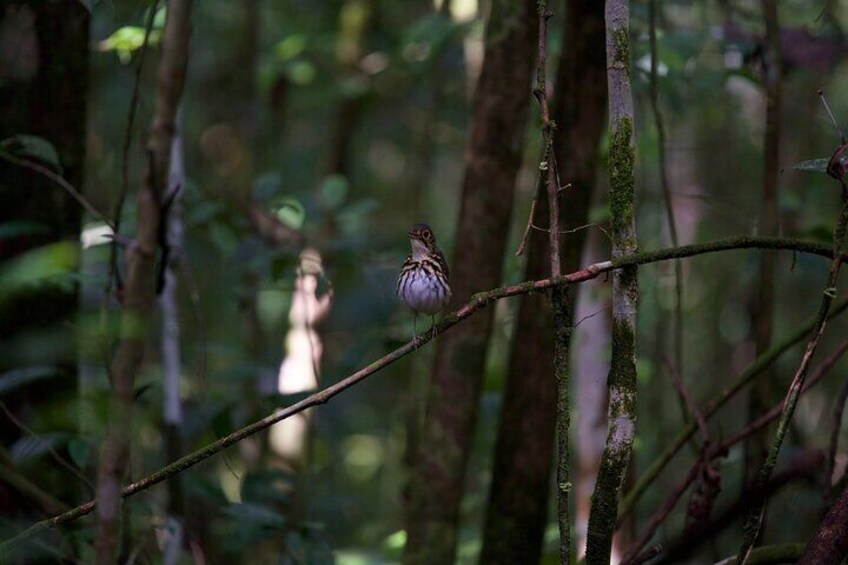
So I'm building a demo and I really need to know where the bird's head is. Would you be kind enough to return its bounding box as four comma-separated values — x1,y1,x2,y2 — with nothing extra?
408,223,437,259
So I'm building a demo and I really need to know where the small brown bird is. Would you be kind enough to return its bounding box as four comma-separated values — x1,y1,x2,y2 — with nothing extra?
397,223,451,339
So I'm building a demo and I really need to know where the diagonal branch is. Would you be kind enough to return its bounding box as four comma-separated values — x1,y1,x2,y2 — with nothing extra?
739,197,848,561
0,152,111,227
621,338,848,563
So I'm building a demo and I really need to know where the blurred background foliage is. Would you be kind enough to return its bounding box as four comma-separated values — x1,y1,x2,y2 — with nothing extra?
2,0,848,562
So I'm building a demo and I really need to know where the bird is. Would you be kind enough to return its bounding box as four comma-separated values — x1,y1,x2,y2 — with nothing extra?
397,223,452,342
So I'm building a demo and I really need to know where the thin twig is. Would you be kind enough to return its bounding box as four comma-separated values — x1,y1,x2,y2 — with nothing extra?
819,89,845,144
722,337,848,449
530,221,613,244
532,2,570,561
0,402,95,494
622,340,848,562
515,165,542,257
825,353,848,503
620,291,848,523
0,152,111,227
649,0,687,432
621,445,720,565
105,1,161,304
663,358,708,443
532,1,560,277
656,453,822,564
739,197,848,561
573,305,612,329
114,0,161,240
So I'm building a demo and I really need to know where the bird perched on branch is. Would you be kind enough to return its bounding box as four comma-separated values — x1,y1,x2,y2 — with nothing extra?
397,223,451,341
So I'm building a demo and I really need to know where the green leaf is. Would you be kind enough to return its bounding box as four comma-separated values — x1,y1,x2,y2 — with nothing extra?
152,6,167,29
274,35,307,61
97,25,163,63
0,135,62,171
274,198,306,230
319,174,349,209
0,242,79,302
287,60,317,85
0,366,60,396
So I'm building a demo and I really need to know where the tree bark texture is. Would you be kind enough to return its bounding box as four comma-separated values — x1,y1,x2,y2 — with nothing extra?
403,1,537,562
479,0,607,562
800,481,848,565
746,0,782,487
586,1,638,563
94,2,193,562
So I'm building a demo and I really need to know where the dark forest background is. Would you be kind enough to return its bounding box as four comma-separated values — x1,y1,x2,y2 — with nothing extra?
2,0,848,563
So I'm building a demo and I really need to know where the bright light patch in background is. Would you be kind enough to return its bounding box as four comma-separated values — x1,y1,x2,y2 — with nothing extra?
342,434,383,482
269,249,333,461
219,461,245,503
433,0,477,22
81,223,113,249
636,54,668,76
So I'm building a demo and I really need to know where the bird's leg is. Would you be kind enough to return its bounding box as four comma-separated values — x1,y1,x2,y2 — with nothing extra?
413,312,419,348
430,315,438,339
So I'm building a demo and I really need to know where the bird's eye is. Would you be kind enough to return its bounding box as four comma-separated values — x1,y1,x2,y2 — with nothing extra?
423,230,431,238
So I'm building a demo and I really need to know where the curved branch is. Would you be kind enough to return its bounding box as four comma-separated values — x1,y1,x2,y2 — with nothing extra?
0,235,841,553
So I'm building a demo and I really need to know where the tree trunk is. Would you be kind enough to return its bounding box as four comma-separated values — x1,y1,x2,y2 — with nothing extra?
585,0,639,562
94,2,193,562
800,481,848,565
160,110,186,565
403,1,537,562
746,0,782,489
480,0,607,562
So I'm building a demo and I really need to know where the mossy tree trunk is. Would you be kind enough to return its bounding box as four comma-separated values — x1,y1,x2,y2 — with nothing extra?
403,1,537,562
585,1,638,562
